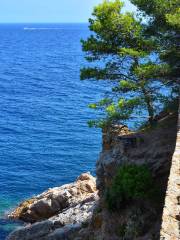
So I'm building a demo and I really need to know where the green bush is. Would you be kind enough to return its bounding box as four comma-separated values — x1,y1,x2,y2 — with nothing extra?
106,164,156,210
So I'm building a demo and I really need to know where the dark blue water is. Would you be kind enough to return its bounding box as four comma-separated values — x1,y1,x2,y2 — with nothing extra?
0,23,105,239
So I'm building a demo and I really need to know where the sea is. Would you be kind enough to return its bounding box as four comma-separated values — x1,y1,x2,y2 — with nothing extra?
0,23,106,239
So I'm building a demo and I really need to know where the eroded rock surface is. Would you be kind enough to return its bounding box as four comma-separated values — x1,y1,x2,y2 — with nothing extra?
7,172,99,240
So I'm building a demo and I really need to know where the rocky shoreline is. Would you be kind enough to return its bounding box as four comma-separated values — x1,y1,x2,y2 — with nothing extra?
7,172,99,240
6,112,179,240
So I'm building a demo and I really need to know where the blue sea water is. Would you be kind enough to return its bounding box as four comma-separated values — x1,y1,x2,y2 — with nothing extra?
0,23,105,239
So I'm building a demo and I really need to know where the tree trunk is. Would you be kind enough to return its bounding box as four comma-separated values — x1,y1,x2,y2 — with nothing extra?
142,87,155,126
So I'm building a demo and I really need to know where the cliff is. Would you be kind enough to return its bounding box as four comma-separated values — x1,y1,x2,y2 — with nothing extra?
82,112,178,240
7,111,179,240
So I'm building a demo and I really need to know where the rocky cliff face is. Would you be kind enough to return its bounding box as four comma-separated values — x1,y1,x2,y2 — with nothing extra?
83,113,178,240
7,112,179,240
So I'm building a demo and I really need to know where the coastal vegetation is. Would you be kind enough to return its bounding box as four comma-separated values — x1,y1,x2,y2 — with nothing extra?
105,164,157,211
81,0,179,129
80,1,179,238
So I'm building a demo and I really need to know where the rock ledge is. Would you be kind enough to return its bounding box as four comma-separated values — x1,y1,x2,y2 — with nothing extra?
7,172,98,240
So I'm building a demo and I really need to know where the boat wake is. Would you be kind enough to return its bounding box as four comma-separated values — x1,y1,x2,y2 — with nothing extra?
24,27,62,30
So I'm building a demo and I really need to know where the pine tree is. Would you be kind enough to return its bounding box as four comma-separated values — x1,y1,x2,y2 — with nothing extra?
81,0,175,128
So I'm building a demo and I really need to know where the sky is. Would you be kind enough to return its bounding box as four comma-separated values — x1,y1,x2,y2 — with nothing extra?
0,0,136,23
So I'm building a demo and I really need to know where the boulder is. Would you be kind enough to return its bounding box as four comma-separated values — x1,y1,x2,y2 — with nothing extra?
7,173,99,240
8,172,97,223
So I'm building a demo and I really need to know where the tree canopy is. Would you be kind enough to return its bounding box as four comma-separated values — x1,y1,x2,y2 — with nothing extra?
131,0,180,82
81,0,179,129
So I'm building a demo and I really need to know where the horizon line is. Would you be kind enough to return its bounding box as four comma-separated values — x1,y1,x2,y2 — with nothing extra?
0,22,89,24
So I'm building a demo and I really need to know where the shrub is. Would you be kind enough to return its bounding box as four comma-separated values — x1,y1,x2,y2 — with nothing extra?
106,164,156,210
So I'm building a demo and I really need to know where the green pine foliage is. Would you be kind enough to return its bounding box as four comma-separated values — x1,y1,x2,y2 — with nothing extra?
81,0,179,129
131,0,180,83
